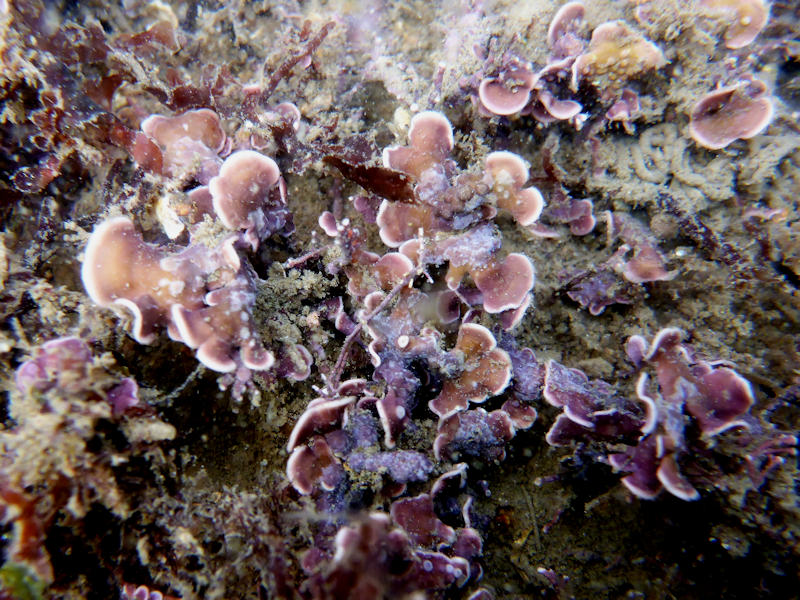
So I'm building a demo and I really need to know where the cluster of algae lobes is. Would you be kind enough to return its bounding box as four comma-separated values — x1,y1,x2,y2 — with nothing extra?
0,0,798,598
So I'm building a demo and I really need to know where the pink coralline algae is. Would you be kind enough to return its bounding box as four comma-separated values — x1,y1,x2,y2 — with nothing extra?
5,0,798,595
611,328,756,500
543,359,644,447
286,381,366,454
285,315,540,600
82,216,273,375
121,583,180,600
625,328,754,437
286,383,434,495
689,77,774,150
534,81,584,124
139,108,229,181
381,110,454,182
208,150,284,233
547,2,588,60
81,109,303,393
605,88,641,133
15,337,140,417
16,337,92,393
286,435,344,496
542,187,596,237
282,237,542,593
375,111,536,316
478,59,582,126
429,323,512,420
477,65,538,116
302,512,471,599
477,4,586,124
477,4,664,129
559,211,671,315
699,0,769,49
297,458,489,599
484,151,545,227
301,201,538,480
3,337,173,583
537,328,788,502
434,407,516,463
561,264,642,316
605,211,676,284
390,493,457,547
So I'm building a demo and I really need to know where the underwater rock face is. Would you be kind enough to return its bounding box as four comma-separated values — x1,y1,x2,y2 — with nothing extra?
1,0,799,598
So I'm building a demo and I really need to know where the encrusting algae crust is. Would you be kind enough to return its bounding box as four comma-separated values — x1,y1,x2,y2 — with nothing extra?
0,0,799,598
